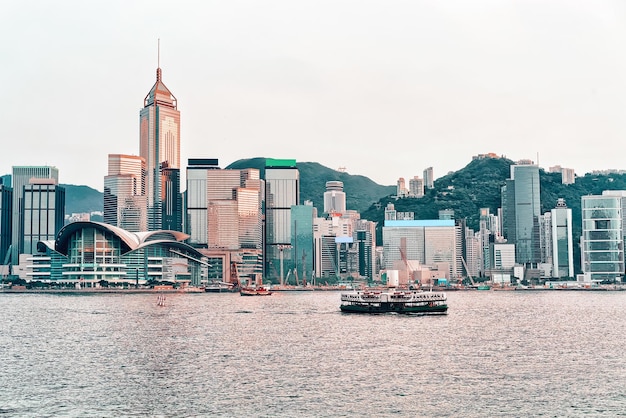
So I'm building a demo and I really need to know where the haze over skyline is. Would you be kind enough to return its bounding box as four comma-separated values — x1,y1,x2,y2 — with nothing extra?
3,1,626,191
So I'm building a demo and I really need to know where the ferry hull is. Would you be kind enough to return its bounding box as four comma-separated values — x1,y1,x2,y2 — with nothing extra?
340,303,448,315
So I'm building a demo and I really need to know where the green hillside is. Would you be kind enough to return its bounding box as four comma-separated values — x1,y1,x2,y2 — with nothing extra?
362,157,514,230
226,158,395,214
58,155,626,274
61,184,103,217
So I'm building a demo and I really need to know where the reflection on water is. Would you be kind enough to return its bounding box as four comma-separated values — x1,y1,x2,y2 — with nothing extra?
1,291,625,417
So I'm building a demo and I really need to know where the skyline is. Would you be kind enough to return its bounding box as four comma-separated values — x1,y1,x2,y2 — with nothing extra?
3,1,626,191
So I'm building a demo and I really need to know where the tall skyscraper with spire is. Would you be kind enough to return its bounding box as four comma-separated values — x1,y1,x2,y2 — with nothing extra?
140,48,181,231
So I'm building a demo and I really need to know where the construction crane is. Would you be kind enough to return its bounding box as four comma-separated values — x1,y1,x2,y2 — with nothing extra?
460,256,476,287
398,237,420,287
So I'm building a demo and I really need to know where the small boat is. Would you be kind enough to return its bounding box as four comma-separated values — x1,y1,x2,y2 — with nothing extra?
204,281,238,293
156,294,166,306
340,289,447,314
240,286,272,296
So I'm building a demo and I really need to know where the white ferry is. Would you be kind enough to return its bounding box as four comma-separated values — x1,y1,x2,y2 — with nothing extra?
340,289,448,314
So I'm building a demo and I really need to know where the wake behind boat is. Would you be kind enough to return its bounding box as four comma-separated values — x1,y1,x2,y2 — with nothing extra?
340,288,447,314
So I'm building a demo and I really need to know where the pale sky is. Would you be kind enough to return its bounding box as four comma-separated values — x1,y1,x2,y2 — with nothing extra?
2,0,626,191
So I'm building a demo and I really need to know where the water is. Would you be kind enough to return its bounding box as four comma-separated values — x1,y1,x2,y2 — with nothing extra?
1,290,625,417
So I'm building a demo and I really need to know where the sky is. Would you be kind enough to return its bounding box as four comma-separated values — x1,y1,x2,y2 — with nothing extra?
2,0,626,191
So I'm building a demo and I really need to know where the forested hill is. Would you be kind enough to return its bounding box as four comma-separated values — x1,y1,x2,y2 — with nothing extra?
362,156,626,242
226,158,395,214
53,157,626,237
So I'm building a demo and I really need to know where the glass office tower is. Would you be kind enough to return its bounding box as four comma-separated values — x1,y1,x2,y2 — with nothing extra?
11,166,59,265
0,183,12,265
501,163,541,265
291,204,314,284
21,180,65,256
581,195,624,282
265,159,299,281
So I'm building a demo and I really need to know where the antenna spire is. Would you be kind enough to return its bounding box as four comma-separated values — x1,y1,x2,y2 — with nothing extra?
156,38,162,81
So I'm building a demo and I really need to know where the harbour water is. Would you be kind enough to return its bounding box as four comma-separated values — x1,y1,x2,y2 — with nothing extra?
1,290,625,417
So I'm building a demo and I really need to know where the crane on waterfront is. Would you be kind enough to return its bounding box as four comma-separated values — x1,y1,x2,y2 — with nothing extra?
460,256,476,288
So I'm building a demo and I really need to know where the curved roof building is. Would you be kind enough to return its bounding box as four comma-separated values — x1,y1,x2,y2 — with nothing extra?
34,222,207,287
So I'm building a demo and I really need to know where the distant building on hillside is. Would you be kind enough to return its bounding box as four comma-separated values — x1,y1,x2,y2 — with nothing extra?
408,176,424,198
423,167,434,189
549,165,575,185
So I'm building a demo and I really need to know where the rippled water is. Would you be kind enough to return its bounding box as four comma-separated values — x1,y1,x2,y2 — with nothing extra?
1,290,625,417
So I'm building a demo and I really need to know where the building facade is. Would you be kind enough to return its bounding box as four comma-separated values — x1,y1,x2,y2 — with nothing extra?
34,221,206,286
291,204,315,284
408,176,424,198
264,159,299,280
382,219,458,281
551,198,574,278
423,167,434,189
185,159,264,283
0,183,12,266
10,166,59,265
20,180,65,257
581,194,624,282
139,65,180,231
323,181,346,214
501,163,541,265
104,154,147,232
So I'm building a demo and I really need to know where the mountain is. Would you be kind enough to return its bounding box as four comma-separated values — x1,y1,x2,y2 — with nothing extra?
226,158,395,214
59,159,395,218
61,157,626,259
61,184,103,217
361,156,514,231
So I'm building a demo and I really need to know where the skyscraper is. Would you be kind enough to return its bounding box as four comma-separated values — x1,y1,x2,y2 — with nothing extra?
185,160,264,282
0,183,12,266
501,162,541,265
20,179,65,257
409,176,424,197
551,198,574,278
11,166,59,265
423,167,434,189
581,194,624,282
104,154,146,232
323,181,346,214
140,61,180,231
265,159,299,280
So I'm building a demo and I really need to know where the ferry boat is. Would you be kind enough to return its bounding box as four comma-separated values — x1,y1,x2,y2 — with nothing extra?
340,289,447,314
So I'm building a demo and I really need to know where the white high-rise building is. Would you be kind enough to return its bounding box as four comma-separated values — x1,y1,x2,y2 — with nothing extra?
323,181,346,214
408,176,424,198
581,193,624,282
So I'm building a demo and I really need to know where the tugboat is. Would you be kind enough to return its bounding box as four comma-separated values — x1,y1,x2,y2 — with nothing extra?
239,273,272,296
240,285,272,296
